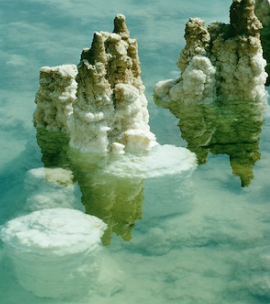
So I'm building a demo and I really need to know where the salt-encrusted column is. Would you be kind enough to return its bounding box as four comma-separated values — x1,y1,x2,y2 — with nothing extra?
154,18,216,104
210,0,267,102
33,65,78,166
154,0,267,104
34,65,77,131
68,14,157,155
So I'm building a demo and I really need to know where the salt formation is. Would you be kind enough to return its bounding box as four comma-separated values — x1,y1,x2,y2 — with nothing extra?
154,0,267,103
0,208,107,298
103,143,197,179
33,117,196,244
155,96,264,187
30,14,197,243
24,167,82,212
33,15,156,155
68,14,156,154
34,65,77,131
68,144,196,245
255,0,270,85
34,65,77,166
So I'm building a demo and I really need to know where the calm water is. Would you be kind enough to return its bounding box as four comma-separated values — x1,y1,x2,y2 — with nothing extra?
1,0,270,303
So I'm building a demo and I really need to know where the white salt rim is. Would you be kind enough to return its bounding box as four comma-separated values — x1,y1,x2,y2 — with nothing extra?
0,208,107,256
104,144,197,178
25,167,75,188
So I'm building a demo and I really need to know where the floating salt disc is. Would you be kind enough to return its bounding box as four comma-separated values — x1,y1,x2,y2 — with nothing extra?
0,208,107,299
103,144,197,179
102,144,197,220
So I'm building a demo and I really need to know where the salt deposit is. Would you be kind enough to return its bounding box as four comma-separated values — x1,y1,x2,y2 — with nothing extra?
0,208,107,298
33,15,157,155
68,143,196,245
68,14,157,154
154,0,268,103
24,167,82,211
33,65,77,131
101,143,197,179
255,0,270,85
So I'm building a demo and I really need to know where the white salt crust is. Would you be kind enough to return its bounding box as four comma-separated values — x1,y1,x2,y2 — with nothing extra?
0,208,107,298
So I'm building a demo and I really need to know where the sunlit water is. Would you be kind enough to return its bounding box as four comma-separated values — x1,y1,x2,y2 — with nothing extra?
1,0,270,303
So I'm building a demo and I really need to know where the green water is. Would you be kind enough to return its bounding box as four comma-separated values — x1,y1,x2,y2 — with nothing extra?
1,0,270,303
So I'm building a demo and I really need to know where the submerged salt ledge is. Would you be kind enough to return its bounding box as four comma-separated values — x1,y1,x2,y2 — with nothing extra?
103,144,197,179
154,0,268,104
24,167,83,211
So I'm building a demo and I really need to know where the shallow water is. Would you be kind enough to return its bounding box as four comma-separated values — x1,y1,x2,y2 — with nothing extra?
1,0,270,303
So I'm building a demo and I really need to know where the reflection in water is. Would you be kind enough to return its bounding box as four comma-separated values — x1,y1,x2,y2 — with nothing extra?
155,96,264,186
67,149,145,245
35,128,70,168
35,125,196,245
35,128,144,245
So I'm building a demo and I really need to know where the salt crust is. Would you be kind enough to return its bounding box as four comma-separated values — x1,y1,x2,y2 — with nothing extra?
103,144,197,179
154,0,268,104
0,209,108,298
24,167,82,211
34,65,78,131
0,208,107,256
34,15,158,155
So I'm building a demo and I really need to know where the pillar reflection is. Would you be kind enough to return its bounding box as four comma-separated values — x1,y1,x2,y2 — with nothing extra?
67,150,144,245
155,96,264,187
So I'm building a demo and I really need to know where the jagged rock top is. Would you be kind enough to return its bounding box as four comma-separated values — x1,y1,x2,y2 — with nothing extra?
68,14,156,154
154,0,267,104
113,14,130,39
229,0,262,37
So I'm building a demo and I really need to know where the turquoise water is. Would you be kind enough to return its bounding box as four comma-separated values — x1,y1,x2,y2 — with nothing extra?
1,0,270,303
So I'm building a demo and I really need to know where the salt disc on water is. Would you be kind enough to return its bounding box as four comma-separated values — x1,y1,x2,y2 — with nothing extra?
104,144,197,179
0,208,107,256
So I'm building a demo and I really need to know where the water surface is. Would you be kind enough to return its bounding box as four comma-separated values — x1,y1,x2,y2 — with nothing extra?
1,1,270,303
